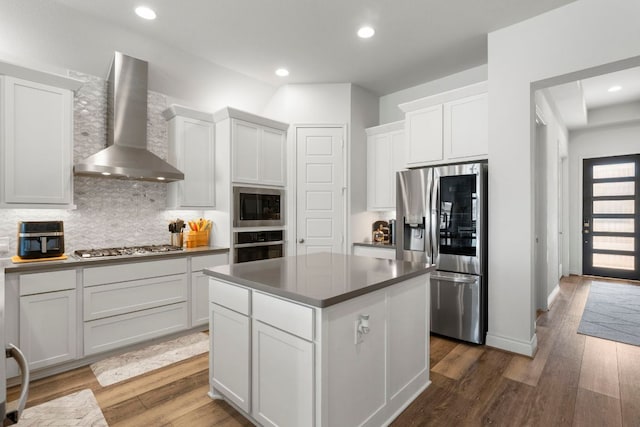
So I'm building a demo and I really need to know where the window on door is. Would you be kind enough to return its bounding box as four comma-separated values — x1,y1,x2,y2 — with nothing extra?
583,155,640,280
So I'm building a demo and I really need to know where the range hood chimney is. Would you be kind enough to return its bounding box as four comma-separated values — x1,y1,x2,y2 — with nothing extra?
74,52,184,182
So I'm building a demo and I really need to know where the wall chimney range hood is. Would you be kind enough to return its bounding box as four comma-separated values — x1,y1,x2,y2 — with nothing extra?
74,52,184,182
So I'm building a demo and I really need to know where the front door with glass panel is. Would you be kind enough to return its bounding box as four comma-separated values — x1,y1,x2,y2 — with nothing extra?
583,155,640,280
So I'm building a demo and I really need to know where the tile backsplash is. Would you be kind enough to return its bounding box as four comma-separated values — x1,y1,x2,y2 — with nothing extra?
0,71,204,255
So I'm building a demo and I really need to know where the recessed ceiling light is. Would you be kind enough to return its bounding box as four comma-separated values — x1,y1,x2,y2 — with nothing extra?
135,6,157,20
101,172,111,176
275,68,289,77
608,85,622,92
357,26,375,39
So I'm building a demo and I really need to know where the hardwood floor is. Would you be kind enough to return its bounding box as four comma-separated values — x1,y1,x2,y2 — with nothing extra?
8,275,640,426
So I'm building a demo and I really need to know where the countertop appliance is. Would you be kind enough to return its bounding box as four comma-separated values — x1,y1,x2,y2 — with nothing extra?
397,162,488,344
233,186,284,227
233,230,284,263
1,274,30,424
74,244,183,258
18,221,64,259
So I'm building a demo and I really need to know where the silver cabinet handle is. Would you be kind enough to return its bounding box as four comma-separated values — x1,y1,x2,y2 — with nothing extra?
298,238,305,243
5,343,30,424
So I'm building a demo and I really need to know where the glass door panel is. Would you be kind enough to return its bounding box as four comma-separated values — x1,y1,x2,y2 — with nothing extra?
439,174,477,256
583,154,640,280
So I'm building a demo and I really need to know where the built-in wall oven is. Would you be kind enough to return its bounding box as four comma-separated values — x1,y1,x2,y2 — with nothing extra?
233,187,284,228
234,230,284,264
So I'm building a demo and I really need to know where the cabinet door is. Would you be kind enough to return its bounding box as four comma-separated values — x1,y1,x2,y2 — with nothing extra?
2,76,73,205
176,117,215,207
406,105,443,166
211,304,250,413
232,120,260,184
20,289,77,370
191,271,209,326
445,93,488,160
260,127,286,186
367,133,394,210
252,320,314,427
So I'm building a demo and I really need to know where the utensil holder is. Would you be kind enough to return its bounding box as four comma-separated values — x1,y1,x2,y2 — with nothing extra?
185,230,210,248
170,232,183,247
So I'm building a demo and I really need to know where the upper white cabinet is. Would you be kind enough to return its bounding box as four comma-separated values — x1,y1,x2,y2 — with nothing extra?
163,105,215,209
214,107,288,187
1,72,81,208
400,82,487,167
366,121,405,211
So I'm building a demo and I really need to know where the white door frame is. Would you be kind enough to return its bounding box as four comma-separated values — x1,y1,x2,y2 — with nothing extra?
288,124,348,256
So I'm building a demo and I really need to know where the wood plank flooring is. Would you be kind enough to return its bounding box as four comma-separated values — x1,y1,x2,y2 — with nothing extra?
8,275,640,426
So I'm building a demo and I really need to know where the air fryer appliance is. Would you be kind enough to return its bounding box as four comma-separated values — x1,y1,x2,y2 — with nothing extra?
397,162,488,344
18,221,65,259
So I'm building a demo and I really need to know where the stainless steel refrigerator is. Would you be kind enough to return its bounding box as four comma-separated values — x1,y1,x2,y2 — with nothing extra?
396,162,488,344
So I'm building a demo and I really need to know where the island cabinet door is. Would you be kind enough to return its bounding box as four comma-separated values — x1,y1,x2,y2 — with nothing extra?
252,320,314,427
211,304,250,413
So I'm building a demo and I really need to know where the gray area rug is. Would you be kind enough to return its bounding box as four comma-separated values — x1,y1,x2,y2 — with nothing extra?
17,389,107,426
578,281,640,346
91,332,209,387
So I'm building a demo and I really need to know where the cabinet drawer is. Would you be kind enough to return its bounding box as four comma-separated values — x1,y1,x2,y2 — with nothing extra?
192,253,228,271
84,302,188,355
84,274,187,321
19,269,76,296
84,258,187,287
253,292,314,341
210,279,250,315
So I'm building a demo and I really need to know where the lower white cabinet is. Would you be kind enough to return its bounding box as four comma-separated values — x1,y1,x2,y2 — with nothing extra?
20,289,77,370
192,253,229,326
252,320,314,427
353,244,396,260
210,303,250,412
18,268,77,370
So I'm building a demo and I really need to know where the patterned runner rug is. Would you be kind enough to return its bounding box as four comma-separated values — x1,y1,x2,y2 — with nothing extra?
17,389,107,426
90,332,209,387
578,281,640,346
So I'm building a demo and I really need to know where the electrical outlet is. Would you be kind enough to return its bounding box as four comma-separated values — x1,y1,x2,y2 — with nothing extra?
0,236,9,255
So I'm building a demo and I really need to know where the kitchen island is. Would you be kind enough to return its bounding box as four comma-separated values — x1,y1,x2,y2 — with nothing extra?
205,253,434,427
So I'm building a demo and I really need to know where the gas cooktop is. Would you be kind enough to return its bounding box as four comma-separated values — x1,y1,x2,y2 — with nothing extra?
74,244,184,258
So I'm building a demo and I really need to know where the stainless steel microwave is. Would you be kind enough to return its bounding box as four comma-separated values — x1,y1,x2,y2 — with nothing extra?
233,186,284,227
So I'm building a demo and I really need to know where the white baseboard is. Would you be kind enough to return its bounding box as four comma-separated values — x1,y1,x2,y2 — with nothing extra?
548,284,560,308
486,331,538,357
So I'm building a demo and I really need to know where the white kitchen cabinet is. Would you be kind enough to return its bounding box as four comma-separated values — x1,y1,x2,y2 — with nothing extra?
163,105,216,209
210,303,250,413
0,75,80,208
399,82,488,167
252,320,314,427
353,244,396,260
366,121,405,211
214,107,289,187
192,253,229,326
18,269,77,370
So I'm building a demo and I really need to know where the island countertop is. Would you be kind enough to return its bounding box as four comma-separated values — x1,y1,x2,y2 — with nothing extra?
204,252,435,308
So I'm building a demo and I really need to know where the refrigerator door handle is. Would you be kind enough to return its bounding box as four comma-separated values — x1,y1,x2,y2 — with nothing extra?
431,273,478,284
431,170,439,263
5,344,30,425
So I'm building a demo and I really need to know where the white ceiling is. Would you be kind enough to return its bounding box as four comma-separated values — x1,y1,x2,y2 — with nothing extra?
546,66,640,129
49,0,576,96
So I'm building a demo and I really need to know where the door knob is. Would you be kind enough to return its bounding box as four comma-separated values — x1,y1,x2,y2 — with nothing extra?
298,238,305,243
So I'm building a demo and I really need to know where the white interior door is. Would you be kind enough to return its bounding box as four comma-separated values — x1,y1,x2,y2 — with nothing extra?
296,127,345,255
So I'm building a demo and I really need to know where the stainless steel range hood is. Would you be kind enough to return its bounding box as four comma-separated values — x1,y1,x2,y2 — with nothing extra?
74,52,184,182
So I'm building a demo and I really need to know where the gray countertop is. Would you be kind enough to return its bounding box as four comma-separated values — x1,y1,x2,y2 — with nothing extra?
1,246,229,274
205,253,434,308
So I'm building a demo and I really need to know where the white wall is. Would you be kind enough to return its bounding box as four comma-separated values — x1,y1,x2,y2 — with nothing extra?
487,0,640,356
534,90,568,310
0,0,276,115
568,121,640,275
378,65,487,124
